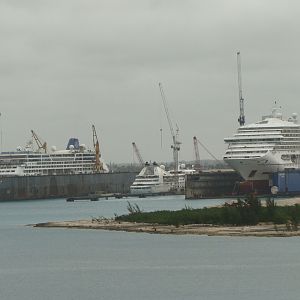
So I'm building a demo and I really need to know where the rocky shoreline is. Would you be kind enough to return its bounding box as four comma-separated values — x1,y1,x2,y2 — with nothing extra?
33,219,300,237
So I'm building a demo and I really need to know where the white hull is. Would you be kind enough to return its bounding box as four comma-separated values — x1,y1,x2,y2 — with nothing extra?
224,151,300,181
130,183,171,195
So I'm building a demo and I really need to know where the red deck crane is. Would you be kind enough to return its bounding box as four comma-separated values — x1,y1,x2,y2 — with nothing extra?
31,130,47,153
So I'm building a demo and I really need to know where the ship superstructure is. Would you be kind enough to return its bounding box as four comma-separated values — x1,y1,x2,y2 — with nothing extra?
224,108,300,181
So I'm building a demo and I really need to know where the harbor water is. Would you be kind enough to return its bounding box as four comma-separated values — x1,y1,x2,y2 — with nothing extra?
0,195,300,300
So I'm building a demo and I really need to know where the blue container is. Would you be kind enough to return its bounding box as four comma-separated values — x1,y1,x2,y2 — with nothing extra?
273,170,300,193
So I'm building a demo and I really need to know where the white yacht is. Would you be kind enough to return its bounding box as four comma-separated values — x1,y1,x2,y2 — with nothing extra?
224,107,300,181
0,136,109,177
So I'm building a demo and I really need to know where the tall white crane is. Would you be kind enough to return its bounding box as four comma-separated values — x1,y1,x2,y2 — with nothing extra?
237,51,245,126
132,142,144,166
159,82,181,189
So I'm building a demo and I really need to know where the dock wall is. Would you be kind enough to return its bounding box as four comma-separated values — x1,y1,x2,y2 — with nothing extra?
0,172,138,201
185,170,242,199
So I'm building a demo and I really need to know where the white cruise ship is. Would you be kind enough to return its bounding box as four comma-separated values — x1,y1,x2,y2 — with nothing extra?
130,162,174,195
224,107,300,181
130,162,195,195
0,136,109,177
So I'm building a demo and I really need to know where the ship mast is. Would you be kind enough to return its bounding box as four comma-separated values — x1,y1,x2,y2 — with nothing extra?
237,52,245,126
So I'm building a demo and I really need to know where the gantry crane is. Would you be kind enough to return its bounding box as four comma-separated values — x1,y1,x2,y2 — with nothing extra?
92,125,103,172
193,136,201,171
132,142,144,166
31,130,47,153
237,51,245,126
159,82,181,190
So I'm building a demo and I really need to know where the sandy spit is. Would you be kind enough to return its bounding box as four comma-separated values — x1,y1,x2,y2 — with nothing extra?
32,197,300,237
33,219,300,237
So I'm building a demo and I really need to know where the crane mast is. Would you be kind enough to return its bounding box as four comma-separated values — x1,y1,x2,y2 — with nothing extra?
193,136,201,171
31,130,47,153
237,52,245,126
159,83,181,189
92,125,103,172
132,142,144,166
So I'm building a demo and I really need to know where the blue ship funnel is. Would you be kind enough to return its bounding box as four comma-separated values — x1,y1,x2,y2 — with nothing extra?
66,138,80,150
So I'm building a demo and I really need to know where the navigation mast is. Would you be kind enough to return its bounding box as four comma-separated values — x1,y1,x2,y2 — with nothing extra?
237,52,245,126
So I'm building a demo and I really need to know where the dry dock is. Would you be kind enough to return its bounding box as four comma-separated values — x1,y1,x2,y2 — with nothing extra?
185,169,242,199
0,172,138,201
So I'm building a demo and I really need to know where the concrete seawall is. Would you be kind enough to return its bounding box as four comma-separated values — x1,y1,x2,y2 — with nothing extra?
0,172,138,201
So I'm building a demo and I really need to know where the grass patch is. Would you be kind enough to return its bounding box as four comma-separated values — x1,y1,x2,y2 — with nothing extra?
115,195,300,228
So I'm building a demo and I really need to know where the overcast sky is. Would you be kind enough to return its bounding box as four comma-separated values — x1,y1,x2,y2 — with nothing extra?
1,0,300,163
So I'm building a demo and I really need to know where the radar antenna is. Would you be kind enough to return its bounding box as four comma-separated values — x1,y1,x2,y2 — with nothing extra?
237,52,245,126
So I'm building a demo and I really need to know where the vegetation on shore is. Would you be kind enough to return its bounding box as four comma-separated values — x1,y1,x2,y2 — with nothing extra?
115,195,300,229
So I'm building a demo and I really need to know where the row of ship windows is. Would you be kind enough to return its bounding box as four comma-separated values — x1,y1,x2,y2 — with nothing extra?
239,128,300,132
24,168,92,173
225,150,268,154
26,164,94,169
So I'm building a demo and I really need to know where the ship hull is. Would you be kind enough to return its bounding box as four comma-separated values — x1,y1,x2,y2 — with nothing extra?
224,151,298,181
130,184,171,195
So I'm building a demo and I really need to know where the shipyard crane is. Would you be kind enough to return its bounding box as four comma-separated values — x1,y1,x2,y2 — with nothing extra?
132,142,144,166
193,136,201,171
159,82,181,189
92,125,103,172
237,52,245,126
31,130,47,153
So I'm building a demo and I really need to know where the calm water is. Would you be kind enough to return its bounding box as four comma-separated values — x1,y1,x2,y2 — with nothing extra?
0,195,299,300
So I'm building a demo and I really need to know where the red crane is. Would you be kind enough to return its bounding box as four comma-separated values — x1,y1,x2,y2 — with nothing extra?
92,125,103,172
31,130,47,153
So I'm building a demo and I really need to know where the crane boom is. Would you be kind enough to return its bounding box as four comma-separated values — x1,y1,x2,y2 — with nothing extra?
159,82,181,190
237,52,245,126
31,130,47,153
132,142,144,166
92,125,103,172
159,83,175,139
193,136,201,171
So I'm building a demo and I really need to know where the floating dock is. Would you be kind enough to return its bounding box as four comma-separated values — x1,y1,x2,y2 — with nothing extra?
0,172,138,201
185,169,242,199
